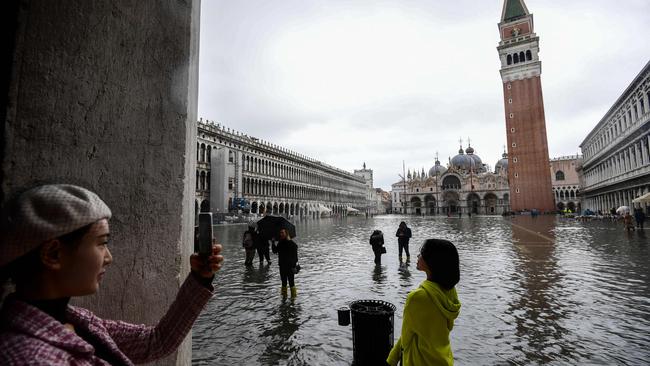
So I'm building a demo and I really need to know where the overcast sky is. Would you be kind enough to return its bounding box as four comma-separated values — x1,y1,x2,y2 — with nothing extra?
198,0,650,190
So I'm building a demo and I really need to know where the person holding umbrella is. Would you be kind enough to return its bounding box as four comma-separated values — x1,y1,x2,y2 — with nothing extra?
272,227,298,298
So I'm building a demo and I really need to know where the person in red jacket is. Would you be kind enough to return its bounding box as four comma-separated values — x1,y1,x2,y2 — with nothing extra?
0,184,223,365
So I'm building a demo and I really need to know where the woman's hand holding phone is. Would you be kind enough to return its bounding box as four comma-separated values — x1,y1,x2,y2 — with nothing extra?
190,240,224,278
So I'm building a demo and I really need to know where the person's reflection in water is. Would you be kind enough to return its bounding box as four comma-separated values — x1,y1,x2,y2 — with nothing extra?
372,264,387,284
259,302,303,365
398,261,412,285
507,216,576,364
243,262,271,285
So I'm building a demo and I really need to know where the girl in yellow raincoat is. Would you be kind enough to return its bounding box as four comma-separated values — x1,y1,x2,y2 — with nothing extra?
387,239,461,366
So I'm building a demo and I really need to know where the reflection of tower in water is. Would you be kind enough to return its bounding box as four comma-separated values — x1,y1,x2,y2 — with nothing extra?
507,216,576,363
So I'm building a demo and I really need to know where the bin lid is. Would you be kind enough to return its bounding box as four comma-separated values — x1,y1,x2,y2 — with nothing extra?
349,300,396,315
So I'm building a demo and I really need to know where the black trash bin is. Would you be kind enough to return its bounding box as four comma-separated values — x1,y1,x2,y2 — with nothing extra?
349,300,396,366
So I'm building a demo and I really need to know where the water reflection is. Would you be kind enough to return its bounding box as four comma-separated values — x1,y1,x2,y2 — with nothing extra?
507,216,574,364
260,301,303,365
372,264,387,284
193,216,650,365
398,262,412,284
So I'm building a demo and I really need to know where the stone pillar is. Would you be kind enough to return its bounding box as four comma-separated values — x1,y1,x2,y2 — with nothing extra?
1,1,201,365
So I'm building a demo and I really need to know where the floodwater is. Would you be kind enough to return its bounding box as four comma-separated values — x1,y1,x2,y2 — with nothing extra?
192,215,650,365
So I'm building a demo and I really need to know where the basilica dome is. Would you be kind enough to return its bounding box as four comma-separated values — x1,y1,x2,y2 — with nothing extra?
495,152,508,172
465,146,483,166
428,158,447,176
451,146,482,171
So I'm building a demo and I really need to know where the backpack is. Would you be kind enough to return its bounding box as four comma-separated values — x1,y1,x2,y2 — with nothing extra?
242,232,254,248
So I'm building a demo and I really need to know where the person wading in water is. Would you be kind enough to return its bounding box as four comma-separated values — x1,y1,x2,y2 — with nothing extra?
272,228,298,297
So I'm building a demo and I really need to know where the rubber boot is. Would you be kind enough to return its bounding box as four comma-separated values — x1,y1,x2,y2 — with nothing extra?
281,286,288,297
290,286,297,298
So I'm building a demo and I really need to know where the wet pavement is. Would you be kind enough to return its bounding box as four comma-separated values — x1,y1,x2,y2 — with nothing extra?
192,215,650,365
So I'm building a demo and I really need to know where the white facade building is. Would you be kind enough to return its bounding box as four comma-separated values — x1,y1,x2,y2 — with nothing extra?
196,119,367,218
579,61,650,214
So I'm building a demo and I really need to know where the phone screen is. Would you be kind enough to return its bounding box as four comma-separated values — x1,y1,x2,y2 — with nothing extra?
198,212,213,255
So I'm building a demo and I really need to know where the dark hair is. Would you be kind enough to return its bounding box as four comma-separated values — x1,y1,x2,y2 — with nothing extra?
420,239,460,290
1,224,92,288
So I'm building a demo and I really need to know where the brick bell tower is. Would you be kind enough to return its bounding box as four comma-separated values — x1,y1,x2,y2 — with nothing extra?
497,0,555,212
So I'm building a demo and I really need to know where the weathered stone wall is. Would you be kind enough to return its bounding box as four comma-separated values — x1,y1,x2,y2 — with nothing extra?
1,1,200,364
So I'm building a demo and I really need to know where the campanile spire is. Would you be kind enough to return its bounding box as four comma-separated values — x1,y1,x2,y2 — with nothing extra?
497,0,555,212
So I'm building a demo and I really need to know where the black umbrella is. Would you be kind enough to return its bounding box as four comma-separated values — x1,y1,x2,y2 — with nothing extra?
256,215,296,240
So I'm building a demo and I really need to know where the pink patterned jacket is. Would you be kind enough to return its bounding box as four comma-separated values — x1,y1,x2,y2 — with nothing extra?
0,273,213,365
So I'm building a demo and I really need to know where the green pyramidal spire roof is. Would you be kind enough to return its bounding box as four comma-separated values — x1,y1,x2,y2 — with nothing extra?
503,0,528,22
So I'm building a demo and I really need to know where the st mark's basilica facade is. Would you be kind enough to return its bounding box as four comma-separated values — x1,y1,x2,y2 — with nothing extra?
392,144,511,215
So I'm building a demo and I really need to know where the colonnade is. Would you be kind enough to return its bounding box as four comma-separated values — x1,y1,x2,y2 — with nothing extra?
585,185,649,214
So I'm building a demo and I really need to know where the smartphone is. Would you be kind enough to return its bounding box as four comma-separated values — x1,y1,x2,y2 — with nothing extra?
198,212,213,256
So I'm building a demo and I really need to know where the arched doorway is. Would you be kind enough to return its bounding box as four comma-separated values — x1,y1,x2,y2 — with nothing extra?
443,191,459,214
259,202,265,215
484,193,497,214
200,199,210,213
557,202,565,210
467,193,480,214
567,201,576,212
251,201,258,214
424,195,436,215
410,197,422,215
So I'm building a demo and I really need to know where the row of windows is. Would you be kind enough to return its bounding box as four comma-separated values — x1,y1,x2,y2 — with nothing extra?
197,141,363,192
241,177,364,202
585,135,650,185
583,87,649,160
506,50,532,65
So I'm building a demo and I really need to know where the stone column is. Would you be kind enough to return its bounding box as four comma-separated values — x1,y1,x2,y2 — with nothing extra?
1,1,201,365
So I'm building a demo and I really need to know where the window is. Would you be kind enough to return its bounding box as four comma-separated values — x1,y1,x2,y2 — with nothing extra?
512,142,516,147
507,54,512,65
516,188,520,193
555,170,564,180
513,53,519,63
511,127,515,133
514,172,519,178
513,157,518,163
526,50,532,61
509,113,514,118
508,98,513,104
507,84,512,90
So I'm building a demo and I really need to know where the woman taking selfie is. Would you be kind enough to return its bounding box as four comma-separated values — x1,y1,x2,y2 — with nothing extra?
0,184,223,365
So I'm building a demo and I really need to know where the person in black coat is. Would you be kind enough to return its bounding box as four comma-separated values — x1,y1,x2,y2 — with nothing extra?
634,209,646,229
369,230,385,264
395,221,412,261
255,229,271,265
272,228,298,297
242,223,257,266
